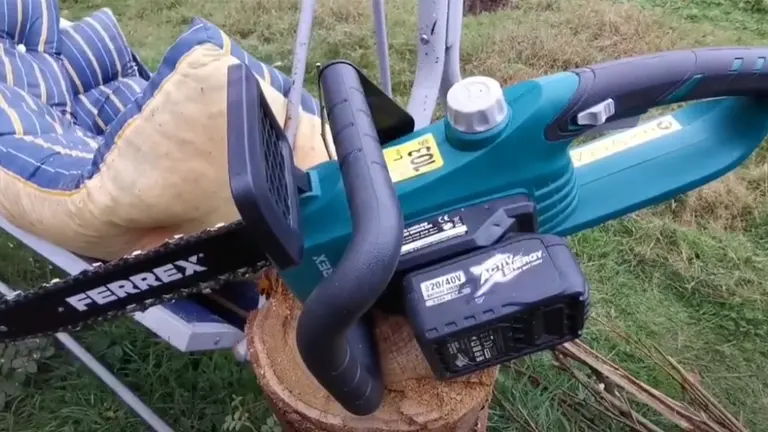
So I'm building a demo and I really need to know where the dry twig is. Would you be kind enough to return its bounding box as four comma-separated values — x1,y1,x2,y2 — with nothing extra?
550,319,749,432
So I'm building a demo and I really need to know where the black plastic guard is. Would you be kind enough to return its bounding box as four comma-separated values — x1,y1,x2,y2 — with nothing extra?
226,62,304,269
346,64,415,145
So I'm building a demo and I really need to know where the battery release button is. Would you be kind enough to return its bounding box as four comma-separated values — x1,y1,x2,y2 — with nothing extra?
446,76,508,134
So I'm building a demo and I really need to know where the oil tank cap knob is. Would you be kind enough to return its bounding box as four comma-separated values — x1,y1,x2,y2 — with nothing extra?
446,76,508,134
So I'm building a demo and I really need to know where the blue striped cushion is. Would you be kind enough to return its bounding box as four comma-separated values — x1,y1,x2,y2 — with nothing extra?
73,76,146,135
0,13,325,193
59,8,142,95
0,82,67,137
0,82,98,190
81,18,323,189
0,0,74,116
59,8,148,134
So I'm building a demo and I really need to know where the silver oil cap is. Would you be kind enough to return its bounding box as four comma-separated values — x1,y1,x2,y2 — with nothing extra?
446,76,508,134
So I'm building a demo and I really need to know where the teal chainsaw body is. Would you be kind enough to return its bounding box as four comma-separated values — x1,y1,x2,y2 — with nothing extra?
264,48,768,417
281,66,768,302
2,40,767,419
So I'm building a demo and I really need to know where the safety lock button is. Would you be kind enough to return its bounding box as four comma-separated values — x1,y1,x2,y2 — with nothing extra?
576,98,615,126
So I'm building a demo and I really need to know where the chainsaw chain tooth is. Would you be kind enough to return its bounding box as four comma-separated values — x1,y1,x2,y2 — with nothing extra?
0,220,270,343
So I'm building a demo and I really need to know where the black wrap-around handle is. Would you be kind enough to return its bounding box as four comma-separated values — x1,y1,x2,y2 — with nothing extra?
546,46,768,141
295,60,404,416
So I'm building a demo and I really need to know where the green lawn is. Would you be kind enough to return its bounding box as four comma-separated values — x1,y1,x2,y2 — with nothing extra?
2,0,768,430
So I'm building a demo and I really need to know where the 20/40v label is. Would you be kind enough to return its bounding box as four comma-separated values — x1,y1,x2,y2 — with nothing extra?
383,133,444,183
420,270,470,307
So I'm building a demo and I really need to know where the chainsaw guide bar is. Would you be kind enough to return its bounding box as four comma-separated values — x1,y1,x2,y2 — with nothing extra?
0,220,271,343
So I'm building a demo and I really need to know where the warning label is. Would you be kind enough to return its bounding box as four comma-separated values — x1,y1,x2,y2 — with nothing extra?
401,214,468,256
569,115,682,167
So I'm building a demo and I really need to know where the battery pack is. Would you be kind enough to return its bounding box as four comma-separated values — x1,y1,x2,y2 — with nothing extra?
404,233,589,379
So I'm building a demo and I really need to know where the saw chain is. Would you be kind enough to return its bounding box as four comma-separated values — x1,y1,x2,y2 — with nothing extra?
0,221,272,343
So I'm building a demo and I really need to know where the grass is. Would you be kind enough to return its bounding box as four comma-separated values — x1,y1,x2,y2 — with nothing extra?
1,0,768,430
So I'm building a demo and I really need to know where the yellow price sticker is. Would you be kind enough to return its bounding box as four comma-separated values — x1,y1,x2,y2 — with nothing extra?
383,134,444,183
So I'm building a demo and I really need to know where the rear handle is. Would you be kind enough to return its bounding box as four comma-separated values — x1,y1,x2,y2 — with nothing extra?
546,46,768,141
295,60,404,416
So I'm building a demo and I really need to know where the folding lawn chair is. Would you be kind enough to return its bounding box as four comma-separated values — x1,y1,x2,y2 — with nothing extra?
0,1,468,429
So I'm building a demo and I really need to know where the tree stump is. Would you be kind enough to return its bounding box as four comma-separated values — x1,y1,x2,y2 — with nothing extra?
246,271,498,431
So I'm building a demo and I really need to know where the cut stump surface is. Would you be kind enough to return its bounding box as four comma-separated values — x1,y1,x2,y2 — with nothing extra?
246,274,498,431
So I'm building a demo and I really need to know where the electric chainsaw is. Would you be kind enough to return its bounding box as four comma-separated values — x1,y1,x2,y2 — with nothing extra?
3,47,768,417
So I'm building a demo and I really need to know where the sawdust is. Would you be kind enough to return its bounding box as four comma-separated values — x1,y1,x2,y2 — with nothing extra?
247,274,497,431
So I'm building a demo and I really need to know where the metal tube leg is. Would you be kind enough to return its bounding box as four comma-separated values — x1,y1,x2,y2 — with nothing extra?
439,0,464,107
55,333,175,432
284,0,317,148
406,0,449,129
372,0,393,97
0,282,174,432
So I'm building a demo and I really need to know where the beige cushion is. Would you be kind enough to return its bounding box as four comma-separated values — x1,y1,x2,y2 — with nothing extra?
0,43,333,261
